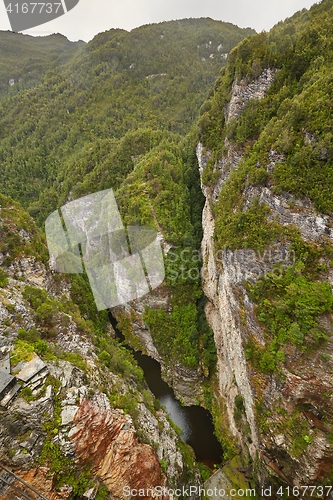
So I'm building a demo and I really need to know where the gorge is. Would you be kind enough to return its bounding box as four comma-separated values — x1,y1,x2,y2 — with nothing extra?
1,1,333,498
109,312,223,467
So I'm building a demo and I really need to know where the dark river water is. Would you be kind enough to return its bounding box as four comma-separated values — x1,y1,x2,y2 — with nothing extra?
109,314,223,467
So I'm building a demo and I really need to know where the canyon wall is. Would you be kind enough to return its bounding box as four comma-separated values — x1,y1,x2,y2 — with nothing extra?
198,68,333,485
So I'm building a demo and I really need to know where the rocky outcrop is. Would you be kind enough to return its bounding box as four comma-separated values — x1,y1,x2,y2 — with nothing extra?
198,67,333,486
226,68,276,122
0,353,201,499
0,203,201,499
71,394,166,500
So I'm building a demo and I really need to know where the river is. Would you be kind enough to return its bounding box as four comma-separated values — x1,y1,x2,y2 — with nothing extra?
109,313,223,467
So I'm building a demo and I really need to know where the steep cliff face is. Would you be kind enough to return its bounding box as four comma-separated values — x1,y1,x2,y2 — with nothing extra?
198,0,333,486
113,297,205,406
198,68,277,462
1,361,175,500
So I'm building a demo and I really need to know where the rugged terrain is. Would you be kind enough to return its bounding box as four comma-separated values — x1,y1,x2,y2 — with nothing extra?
0,194,201,499
1,1,333,497
197,0,333,488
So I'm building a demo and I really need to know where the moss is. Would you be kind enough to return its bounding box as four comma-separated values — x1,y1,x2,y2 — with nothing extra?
11,339,35,366
39,439,92,494
177,440,197,480
59,352,88,372
39,376,93,495
291,433,314,458
234,395,246,425
20,387,33,401
222,456,256,498
95,483,109,500
0,268,9,287
211,393,237,461
198,462,212,481
159,459,167,474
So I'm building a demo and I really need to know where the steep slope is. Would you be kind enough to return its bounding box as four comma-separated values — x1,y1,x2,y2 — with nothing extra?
0,31,84,99
7,4,333,491
0,19,254,216
0,19,255,412
198,0,333,488
0,193,201,499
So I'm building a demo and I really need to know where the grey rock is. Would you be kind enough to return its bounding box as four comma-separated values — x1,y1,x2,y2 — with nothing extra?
61,405,79,426
16,355,47,383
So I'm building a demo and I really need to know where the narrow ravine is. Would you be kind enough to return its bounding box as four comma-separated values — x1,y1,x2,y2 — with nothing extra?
109,312,223,468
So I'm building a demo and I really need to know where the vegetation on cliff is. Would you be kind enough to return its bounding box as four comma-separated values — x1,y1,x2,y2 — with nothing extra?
198,0,333,486
4,0,333,488
0,19,253,372
0,18,259,492
0,188,201,495
199,0,333,363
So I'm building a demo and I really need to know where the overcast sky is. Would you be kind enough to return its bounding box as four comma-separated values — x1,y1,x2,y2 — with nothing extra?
0,0,319,42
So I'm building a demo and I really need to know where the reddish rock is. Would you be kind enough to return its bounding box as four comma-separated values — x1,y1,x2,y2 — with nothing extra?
17,467,72,500
282,372,331,409
71,394,167,500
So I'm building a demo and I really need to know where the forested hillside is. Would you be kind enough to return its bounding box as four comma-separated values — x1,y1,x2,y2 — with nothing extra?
0,19,256,496
0,31,84,98
0,18,256,385
0,18,254,223
2,0,333,492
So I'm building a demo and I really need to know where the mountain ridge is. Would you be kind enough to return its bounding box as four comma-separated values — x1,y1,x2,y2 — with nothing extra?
1,1,333,495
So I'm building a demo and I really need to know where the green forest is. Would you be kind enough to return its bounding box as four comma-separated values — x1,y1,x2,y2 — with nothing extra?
1,0,333,489
0,19,256,376
0,19,255,372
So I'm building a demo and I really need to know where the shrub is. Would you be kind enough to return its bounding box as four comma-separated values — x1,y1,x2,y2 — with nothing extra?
36,300,58,326
17,327,41,342
22,285,48,310
0,268,9,287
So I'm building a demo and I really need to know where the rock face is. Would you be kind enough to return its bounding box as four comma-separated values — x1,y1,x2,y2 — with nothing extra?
0,198,201,499
226,69,276,122
17,467,73,500
71,394,166,499
199,185,259,457
198,68,333,485
1,355,201,499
